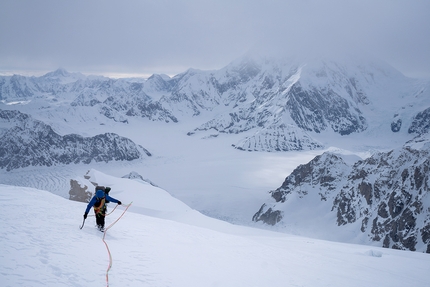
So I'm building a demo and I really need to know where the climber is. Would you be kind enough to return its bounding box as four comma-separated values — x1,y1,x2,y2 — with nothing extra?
83,186,122,231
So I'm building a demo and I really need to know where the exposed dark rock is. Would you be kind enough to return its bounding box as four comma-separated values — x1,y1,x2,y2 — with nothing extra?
334,189,358,225
69,179,92,203
361,217,369,232
391,118,402,132
252,204,283,226
358,182,373,205
408,107,430,135
377,202,389,218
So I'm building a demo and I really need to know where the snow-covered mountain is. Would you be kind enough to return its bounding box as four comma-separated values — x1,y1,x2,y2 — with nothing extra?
1,56,429,154
2,170,429,287
1,54,430,255
169,55,429,151
253,133,430,252
0,109,151,171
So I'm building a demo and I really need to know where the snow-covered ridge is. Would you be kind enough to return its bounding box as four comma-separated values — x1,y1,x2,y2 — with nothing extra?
1,170,429,286
0,109,151,171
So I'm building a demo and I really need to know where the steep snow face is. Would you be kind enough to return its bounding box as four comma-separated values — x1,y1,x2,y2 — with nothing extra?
285,82,367,135
285,58,372,136
253,134,430,253
2,171,430,287
184,55,427,151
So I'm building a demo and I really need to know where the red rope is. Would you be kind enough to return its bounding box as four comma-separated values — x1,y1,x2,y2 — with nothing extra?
101,202,133,287
86,203,119,218
105,204,119,216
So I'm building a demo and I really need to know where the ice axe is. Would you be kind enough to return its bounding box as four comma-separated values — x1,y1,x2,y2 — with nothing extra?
79,216,86,229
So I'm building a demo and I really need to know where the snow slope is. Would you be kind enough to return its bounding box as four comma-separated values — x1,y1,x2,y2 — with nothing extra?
1,170,429,287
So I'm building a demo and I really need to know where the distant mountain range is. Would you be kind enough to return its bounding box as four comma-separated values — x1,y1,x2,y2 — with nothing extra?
2,56,429,155
1,54,430,253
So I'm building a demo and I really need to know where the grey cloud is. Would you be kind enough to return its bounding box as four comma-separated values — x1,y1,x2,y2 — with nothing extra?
0,0,429,78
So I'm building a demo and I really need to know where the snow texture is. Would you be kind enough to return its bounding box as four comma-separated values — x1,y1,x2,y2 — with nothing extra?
1,170,429,287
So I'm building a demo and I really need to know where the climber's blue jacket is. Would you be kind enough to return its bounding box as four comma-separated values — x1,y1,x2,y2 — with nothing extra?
85,189,120,214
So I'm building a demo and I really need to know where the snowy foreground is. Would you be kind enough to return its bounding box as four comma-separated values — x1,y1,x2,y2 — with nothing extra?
1,170,429,287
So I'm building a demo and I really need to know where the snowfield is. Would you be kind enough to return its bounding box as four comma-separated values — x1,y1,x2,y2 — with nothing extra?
1,170,429,287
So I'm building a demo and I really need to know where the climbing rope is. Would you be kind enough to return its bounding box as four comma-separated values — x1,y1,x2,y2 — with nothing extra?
105,203,120,216
83,203,120,219
102,202,133,287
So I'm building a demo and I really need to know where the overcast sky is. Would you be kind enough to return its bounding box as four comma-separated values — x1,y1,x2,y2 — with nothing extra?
1,0,429,78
